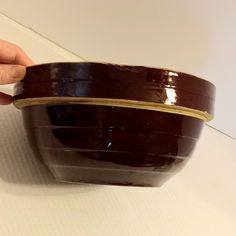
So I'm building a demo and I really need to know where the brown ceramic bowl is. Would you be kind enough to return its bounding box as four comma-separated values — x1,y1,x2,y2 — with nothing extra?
13,62,215,187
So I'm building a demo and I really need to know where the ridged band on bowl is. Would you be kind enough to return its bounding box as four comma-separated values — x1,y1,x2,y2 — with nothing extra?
13,96,212,121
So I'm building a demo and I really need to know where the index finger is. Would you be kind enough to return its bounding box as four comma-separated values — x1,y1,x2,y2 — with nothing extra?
0,39,34,66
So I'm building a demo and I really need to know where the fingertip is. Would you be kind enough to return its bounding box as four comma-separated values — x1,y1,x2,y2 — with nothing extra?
0,40,33,66
0,64,26,84
0,92,13,105
16,47,34,66
10,65,26,81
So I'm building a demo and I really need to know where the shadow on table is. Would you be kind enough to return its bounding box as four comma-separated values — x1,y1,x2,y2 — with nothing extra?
0,106,101,195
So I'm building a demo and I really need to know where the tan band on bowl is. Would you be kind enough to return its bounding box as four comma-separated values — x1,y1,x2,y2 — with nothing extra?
13,97,213,122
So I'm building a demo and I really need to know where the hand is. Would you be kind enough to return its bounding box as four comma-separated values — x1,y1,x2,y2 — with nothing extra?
0,40,33,105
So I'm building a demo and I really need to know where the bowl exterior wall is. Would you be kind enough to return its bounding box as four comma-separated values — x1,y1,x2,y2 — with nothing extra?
22,104,203,187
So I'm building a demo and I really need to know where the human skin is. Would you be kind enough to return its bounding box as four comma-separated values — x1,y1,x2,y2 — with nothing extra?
0,39,33,105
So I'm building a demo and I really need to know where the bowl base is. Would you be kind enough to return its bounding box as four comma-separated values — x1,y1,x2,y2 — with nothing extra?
48,164,175,187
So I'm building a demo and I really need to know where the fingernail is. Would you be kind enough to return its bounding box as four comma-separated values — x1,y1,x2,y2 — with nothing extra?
10,65,26,80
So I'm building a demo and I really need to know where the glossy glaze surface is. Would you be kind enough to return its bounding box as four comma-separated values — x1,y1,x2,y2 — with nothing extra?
22,104,203,186
14,62,215,116
13,62,214,186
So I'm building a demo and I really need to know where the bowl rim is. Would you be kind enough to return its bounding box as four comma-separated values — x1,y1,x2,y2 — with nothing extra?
14,62,215,121
25,61,216,87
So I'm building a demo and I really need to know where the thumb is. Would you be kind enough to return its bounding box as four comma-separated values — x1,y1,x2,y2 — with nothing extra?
0,64,26,85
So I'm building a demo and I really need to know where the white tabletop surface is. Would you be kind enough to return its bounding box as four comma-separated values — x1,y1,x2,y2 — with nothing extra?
0,12,235,236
